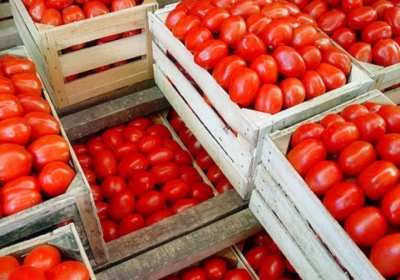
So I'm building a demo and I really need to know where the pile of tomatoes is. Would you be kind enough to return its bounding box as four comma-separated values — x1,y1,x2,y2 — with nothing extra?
160,250,253,280
0,244,90,280
165,0,352,115
286,100,400,278
73,114,221,242
301,0,400,67
0,54,75,218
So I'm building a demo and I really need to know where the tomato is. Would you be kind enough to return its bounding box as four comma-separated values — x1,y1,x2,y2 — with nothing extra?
111,0,135,11
24,112,60,139
261,2,290,19
171,197,199,214
358,160,400,201
341,104,369,122
382,183,400,225
290,122,324,148
17,93,50,114
178,126,194,147
212,55,247,91
0,76,15,95
136,190,166,218
280,77,306,109
235,32,266,64
82,167,97,185
228,67,260,107
101,175,127,201
331,27,357,50
258,254,286,280
338,140,377,176
39,161,75,197
317,10,346,35
260,19,293,51
179,266,207,280
287,138,327,177
174,149,193,166
108,189,136,222
219,15,247,46
91,149,117,180
7,266,46,280
305,160,343,195
187,138,204,158
146,124,172,140
172,15,201,41
161,179,190,204
344,206,388,247
189,0,214,18
127,171,156,198
190,182,214,202
23,244,61,273
341,0,363,13
300,70,326,100
384,6,400,36
363,101,382,113
40,8,63,26
252,230,272,246
319,113,345,128
195,150,214,171
147,147,174,166
28,0,47,23
0,117,31,145
184,27,213,54
179,165,203,184
321,121,359,154
373,38,400,67
0,256,20,279
0,143,32,184
361,21,392,45
291,24,317,50
117,152,149,181
0,94,24,121
90,184,103,202
377,104,400,133
145,209,174,226
61,4,85,24
137,135,162,154
302,0,329,21
101,128,124,151
47,260,90,280
370,233,400,277
315,62,346,91
347,6,377,31
314,31,333,51
245,245,270,271
122,125,145,143
44,0,73,10
206,163,224,184
371,0,394,19
95,201,109,221
229,0,260,19
201,255,228,280
194,39,229,71
112,142,138,161
347,42,373,63
246,13,272,36
350,113,385,144
83,0,109,18
254,84,283,114
273,46,306,78
117,213,144,236
151,161,180,185
321,48,352,77
376,133,400,166
298,45,322,70
101,219,118,242
249,55,278,85
165,8,187,30
323,181,365,222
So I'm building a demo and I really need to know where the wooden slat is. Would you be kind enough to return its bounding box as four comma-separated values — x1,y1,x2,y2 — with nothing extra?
95,208,262,280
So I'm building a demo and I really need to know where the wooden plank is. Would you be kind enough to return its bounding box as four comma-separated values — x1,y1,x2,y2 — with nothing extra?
95,189,249,270
95,208,263,280
60,86,170,141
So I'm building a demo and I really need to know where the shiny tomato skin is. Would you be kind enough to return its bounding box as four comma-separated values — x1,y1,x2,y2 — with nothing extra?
250,54,278,85
384,6,400,36
290,122,324,148
2,188,42,216
362,21,392,45
17,93,50,114
376,133,400,166
2,58,36,78
260,19,293,51
206,163,224,184
194,39,229,70
302,0,329,21
317,9,346,35
370,233,400,277
321,47,352,77
28,0,47,22
323,181,365,222
128,171,156,198
161,179,190,204
254,84,283,114
137,135,162,154
62,4,85,24
305,160,343,195
136,190,166,218
185,26,213,54
280,77,306,109
101,175,127,201
151,161,180,185
190,182,214,202
246,13,272,36
108,189,136,222
314,31,333,51
229,67,260,106
201,255,228,280
0,94,24,121
102,128,124,151
0,117,31,145
101,219,118,242
216,177,233,194
82,167,97,185
165,8,187,31
352,113,386,143
145,209,173,226
341,0,363,13
321,121,359,154
189,1,214,18
117,152,149,181
147,147,174,166
371,0,395,20
174,149,193,166
219,15,247,46
245,245,270,271
273,46,306,78
358,160,400,201
287,138,327,177
146,124,172,140
338,140,377,176
298,45,322,70
229,0,260,19
373,38,400,67
7,266,46,280
347,6,377,31
22,244,61,273
112,141,138,161
92,149,118,180
341,103,369,122
110,0,135,11
319,113,345,128
39,161,75,197
40,8,63,26
261,2,290,19
315,62,346,91
382,183,400,225
331,27,357,50
127,117,152,129
301,70,326,100
122,125,145,144
83,0,109,18
201,7,230,34
347,42,373,63
212,55,247,91
0,256,20,279
344,206,388,247
187,137,204,157
179,165,203,184
258,254,286,280
24,112,60,139
235,32,266,64
118,213,144,236
0,76,15,95
46,260,90,280
171,198,199,214
291,24,317,50
179,266,207,280
377,104,400,133
195,150,214,171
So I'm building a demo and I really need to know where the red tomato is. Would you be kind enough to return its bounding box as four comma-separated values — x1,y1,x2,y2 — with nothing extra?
165,8,187,30
305,160,343,195
190,182,214,202
44,0,73,10
358,160,400,201
111,0,135,11
174,149,193,166
384,6,400,36
298,45,322,70
178,126,194,147
0,94,24,121
0,117,31,145
196,150,214,171
123,125,145,143
347,42,373,63
287,138,327,177
331,27,357,50
213,55,247,91
229,0,260,19
338,140,377,176
62,4,85,24
187,137,204,157
83,0,109,18
200,7,229,34
0,256,20,280
361,21,392,45
250,54,278,85
128,171,156,198
254,84,283,114
341,0,363,13
147,147,174,166
341,104,369,122
371,0,395,20
321,121,359,154
7,266,46,280
291,24,317,50
90,184,103,202
0,143,32,184
313,31,333,51
172,15,201,41
47,261,90,280
145,209,173,226
319,113,345,128
260,19,293,51
246,13,272,36
302,0,329,21
92,149,118,180
373,38,400,67
207,163,224,184
382,183,400,225
201,255,228,280
377,104,400,133
101,128,124,151
24,112,60,139
189,1,214,18
185,26,213,54
194,39,229,71
377,133,400,166
363,101,382,113
23,244,61,273
151,161,180,185
261,2,290,19
108,189,136,222
273,46,306,78
17,93,50,114
315,62,346,91
245,245,270,271
0,76,15,95
101,175,127,201
136,190,166,218
95,201,109,221
323,181,365,222
101,219,118,242
344,206,388,247
117,152,149,181
370,233,400,277
146,124,172,140
137,135,162,154
258,254,286,280
127,117,153,129
40,8,63,26
290,122,324,148
321,48,352,77
161,179,191,204
39,161,75,197
347,6,377,31
216,177,233,194
112,141,138,161
219,15,247,46
118,213,144,236
229,67,260,106
85,137,104,157
28,0,47,23
351,113,386,144
301,70,326,100
179,266,207,280
280,77,306,109
236,32,266,63
317,9,346,35
82,167,97,185
171,197,199,214
179,165,203,184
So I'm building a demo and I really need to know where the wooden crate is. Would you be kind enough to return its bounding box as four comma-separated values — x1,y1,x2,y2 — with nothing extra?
0,1,22,51
10,0,156,112
0,223,96,279
0,46,107,266
259,89,394,279
149,5,373,199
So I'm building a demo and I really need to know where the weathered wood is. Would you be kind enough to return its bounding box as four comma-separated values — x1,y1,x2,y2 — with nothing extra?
95,208,262,280
60,86,170,141
94,189,248,270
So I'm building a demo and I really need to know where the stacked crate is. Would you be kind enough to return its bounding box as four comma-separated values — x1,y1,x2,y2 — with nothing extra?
0,1,22,51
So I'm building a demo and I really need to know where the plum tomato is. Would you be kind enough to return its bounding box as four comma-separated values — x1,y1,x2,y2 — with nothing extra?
0,117,31,145
219,15,247,46
93,149,118,180
258,254,286,280
348,42,373,63
290,122,324,148
161,179,191,204
382,184,400,225
118,213,144,236
338,140,377,176
298,45,322,71
46,261,90,280
373,38,400,67
194,39,229,71
347,6,377,31
22,244,61,273
280,77,306,109
212,55,247,91
201,7,230,34
317,9,346,35
189,182,214,202
331,27,357,50
315,62,346,91
254,84,283,115
321,48,352,77
0,256,20,279
108,189,136,222
305,160,343,195
319,113,345,128
377,104,400,133
260,19,293,51
370,233,400,277
235,32,266,63
361,21,392,45
250,54,278,85
171,198,199,214
291,24,317,50
39,161,76,197
117,152,149,181
128,171,156,198
302,0,329,21
151,161,180,185
228,67,260,106
273,46,306,78
300,70,326,100
246,13,272,36
136,190,166,218
321,121,359,154
201,255,228,280
351,113,386,144
376,133,400,166
185,26,213,53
